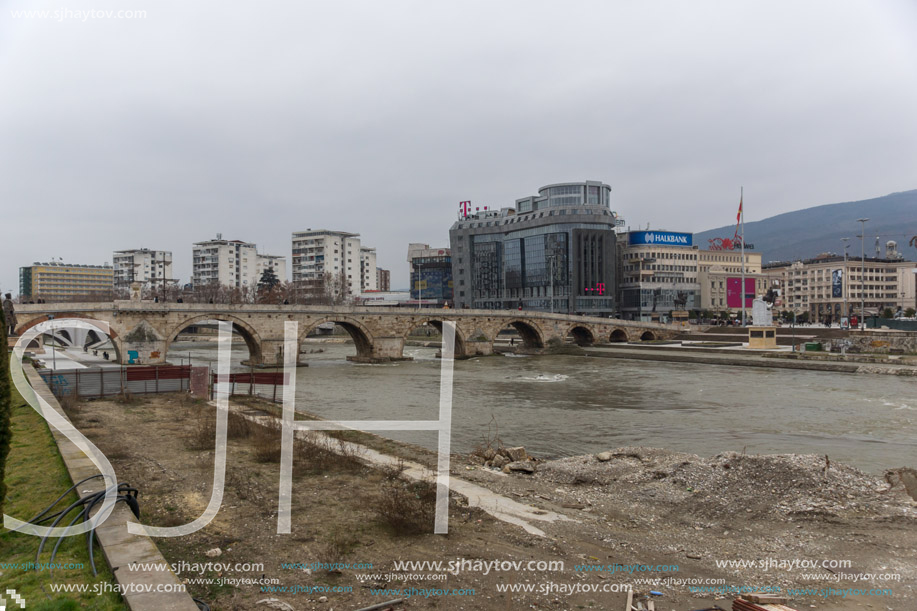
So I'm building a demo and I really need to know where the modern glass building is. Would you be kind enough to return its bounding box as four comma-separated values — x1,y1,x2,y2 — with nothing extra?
449,181,621,315
407,243,453,303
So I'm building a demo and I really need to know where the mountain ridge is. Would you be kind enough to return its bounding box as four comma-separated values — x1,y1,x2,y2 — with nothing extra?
693,189,917,264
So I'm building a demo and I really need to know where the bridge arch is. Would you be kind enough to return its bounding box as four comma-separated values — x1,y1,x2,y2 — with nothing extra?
298,316,375,361
494,319,545,351
565,324,595,346
639,330,657,341
609,328,628,343
165,314,263,364
14,314,124,363
401,318,467,358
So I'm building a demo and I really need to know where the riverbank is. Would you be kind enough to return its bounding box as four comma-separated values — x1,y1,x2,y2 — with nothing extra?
64,392,917,611
581,344,917,375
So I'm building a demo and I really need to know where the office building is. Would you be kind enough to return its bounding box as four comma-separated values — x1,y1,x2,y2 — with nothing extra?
19,262,114,301
449,180,620,314
112,248,173,289
697,249,767,316
408,243,452,304
764,245,915,322
619,230,699,321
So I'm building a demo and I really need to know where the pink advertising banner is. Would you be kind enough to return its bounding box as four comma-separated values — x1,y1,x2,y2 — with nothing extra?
726,277,755,309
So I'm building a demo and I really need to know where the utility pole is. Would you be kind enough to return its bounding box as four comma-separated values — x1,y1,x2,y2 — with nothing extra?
739,187,746,326
857,218,869,330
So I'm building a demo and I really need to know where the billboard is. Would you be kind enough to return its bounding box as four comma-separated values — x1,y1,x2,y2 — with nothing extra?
628,231,693,247
411,267,453,301
832,269,843,298
726,277,756,309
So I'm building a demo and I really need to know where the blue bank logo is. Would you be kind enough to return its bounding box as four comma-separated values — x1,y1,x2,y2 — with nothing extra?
629,231,692,247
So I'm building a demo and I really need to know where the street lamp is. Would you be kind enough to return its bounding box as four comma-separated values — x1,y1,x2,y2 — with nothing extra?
841,237,850,326
857,218,869,330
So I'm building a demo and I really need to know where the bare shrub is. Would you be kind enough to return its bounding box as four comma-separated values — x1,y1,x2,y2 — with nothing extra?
187,407,216,451
59,393,81,414
296,433,363,475
227,410,253,440
105,441,132,460
226,467,265,502
316,528,359,569
471,414,504,460
374,461,437,535
251,422,282,463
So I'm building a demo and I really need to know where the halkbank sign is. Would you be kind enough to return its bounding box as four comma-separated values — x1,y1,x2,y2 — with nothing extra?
628,231,693,247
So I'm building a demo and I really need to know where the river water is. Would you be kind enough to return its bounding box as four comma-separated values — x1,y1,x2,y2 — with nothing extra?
168,340,916,473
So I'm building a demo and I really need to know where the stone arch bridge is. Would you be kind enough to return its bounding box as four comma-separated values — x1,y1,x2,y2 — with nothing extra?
14,302,681,366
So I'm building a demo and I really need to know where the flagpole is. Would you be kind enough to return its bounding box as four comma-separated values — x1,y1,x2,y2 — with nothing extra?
740,186,746,326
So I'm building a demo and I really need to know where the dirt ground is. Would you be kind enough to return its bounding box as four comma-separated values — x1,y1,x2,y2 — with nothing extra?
67,392,917,611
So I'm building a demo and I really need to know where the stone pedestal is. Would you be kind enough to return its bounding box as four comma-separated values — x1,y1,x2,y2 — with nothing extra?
748,326,778,349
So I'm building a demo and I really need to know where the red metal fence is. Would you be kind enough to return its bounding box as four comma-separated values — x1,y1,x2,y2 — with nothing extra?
39,365,194,398
210,371,288,402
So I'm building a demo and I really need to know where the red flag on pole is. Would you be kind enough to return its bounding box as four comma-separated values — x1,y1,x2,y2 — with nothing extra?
733,194,743,240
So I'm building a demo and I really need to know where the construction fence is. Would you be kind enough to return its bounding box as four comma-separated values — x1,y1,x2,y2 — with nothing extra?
38,365,197,398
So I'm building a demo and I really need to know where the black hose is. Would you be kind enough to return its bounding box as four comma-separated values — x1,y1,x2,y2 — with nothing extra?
31,481,140,577
28,474,104,524
194,599,211,611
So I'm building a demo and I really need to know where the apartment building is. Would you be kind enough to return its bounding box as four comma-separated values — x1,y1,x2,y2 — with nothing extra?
376,268,391,292
255,253,287,284
112,248,173,289
192,235,258,288
291,229,364,296
360,247,378,292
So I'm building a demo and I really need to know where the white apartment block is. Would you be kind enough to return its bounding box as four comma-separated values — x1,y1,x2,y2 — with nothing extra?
359,247,378,292
112,248,173,288
192,235,258,288
291,229,363,296
256,253,287,283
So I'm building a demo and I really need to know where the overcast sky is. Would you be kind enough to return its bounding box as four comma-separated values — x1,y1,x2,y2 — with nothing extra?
2,0,916,293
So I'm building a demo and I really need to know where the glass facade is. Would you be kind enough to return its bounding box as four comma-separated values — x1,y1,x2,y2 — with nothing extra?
410,254,453,301
450,181,618,314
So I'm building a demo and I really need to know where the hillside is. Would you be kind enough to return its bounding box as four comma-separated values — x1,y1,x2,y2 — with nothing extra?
694,190,917,263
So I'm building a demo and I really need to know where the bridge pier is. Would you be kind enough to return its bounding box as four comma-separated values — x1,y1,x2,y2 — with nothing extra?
255,339,285,367
464,339,494,357
346,336,412,364
121,339,168,365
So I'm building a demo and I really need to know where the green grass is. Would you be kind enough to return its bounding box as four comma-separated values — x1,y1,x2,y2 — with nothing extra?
0,382,127,610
